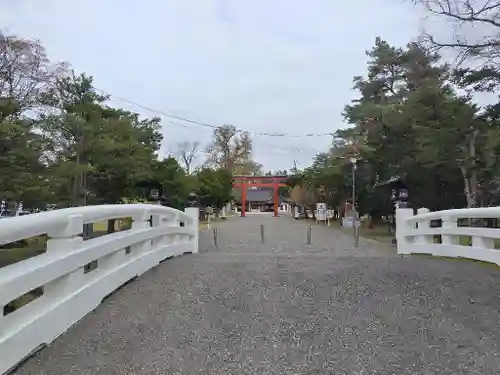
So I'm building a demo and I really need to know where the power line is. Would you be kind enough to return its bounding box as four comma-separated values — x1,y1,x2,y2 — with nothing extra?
163,138,323,155
99,88,335,138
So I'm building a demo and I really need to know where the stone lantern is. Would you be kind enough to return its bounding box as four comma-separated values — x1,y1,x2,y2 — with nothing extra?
374,175,410,244
187,192,198,208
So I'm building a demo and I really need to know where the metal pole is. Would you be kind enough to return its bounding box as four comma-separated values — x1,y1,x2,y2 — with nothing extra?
352,165,356,215
260,224,265,244
213,227,218,247
354,221,360,248
306,224,312,245
352,163,357,240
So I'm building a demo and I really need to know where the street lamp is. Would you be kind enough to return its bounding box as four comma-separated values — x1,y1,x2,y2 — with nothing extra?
349,156,359,245
349,156,358,213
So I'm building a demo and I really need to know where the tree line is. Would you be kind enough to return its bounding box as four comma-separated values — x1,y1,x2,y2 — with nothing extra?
289,0,500,220
0,31,265,213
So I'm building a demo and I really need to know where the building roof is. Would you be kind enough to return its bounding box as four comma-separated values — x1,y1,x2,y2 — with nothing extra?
234,188,289,203
245,189,273,202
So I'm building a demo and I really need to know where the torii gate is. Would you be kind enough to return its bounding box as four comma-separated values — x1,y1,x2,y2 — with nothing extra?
233,175,289,217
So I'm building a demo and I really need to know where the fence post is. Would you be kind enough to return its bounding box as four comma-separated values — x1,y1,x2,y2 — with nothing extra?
184,207,199,254
151,213,175,250
44,215,85,301
441,213,458,246
395,208,414,254
131,208,152,256
415,208,432,245
306,224,312,245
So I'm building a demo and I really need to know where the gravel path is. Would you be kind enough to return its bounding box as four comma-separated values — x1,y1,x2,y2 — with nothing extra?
14,214,500,374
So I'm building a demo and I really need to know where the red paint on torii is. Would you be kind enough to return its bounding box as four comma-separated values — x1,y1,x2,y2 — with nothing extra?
233,175,288,217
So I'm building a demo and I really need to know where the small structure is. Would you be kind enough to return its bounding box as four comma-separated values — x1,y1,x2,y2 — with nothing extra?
233,175,289,217
342,205,359,228
315,203,327,223
234,188,282,213
135,179,164,205
374,175,410,244
374,175,410,209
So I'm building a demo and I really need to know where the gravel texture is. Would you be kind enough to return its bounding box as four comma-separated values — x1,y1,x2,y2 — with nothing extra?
13,214,500,374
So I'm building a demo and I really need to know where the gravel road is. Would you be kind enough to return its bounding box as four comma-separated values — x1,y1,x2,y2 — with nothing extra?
13,214,500,374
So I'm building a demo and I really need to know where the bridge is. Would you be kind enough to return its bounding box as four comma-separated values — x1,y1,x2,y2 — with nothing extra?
1,204,500,374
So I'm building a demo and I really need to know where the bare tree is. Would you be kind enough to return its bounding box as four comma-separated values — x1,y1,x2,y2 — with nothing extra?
410,0,499,207
0,31,68,118
176,141,199,174
412,1,500,69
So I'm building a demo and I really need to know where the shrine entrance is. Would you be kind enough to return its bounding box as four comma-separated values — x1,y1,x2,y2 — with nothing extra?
233,175,289,217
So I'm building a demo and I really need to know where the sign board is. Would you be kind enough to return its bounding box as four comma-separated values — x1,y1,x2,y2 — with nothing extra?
316,203,326,210
150,189,159,199
316,209,327,221
205,206,214,214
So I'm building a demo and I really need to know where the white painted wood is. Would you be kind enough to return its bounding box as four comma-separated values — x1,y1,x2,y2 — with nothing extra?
0,204,198,375
396,206,500,264
395,208,415,254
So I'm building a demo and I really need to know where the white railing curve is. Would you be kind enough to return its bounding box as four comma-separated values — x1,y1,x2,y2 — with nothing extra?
0,204,199,375
396,206,500,265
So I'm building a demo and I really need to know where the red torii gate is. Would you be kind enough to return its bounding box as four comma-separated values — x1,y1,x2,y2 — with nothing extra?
233,175,289,217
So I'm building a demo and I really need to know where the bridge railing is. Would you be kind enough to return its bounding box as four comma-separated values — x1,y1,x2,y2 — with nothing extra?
396,207,500,264
0,204,199,375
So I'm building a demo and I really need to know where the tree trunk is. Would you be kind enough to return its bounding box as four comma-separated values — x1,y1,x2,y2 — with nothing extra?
461,129,478,209
461,129,479,227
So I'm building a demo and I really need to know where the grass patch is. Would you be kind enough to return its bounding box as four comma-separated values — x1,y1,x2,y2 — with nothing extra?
0,236,47,268
92,219,131,233
92,221,108,232
309,218,394,243
312,217,500,248
358,225,393,243
3,287,44,315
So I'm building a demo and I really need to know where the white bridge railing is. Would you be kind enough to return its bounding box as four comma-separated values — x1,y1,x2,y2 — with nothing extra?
0,204,199,375
396,207,500,265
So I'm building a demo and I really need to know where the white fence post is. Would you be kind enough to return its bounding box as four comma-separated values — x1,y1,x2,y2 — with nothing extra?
131,208,152,255
415,208,432,245
441,213,459,245
44,215,85,298
151,213,170,248
184,207,199,254
395,208,414,254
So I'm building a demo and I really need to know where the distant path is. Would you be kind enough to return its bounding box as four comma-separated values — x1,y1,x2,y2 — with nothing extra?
202,213,395,257
14,215,500,374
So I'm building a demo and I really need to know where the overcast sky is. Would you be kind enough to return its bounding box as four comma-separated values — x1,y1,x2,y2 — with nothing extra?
1,0,424,171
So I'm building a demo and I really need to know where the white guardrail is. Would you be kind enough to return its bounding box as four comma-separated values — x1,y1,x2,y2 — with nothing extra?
0,204,199,375
396,207,500,264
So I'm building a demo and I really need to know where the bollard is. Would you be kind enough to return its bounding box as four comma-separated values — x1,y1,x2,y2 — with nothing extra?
354,224,360,248
306,224,312,245
213,227,218,247
260,224,265,244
